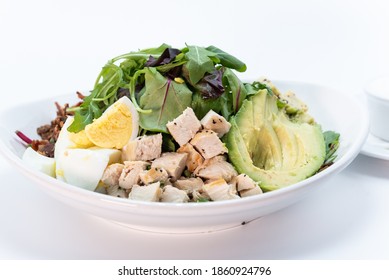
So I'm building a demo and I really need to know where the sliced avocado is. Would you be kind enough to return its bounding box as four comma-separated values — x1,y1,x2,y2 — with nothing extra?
226,89,325,191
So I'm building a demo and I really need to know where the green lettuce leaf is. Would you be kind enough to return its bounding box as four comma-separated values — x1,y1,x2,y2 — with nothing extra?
138,68,193,132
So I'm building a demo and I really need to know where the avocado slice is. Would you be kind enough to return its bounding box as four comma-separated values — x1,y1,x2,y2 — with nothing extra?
225,89,325,191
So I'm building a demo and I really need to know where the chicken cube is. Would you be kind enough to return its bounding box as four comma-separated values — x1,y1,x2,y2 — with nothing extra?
122,134,162,162
119,161,149,190
160,185,189,203
166,107,202,146
128,182,161,202
240,187,263,198
190,130,227,159
235,174,262,192
106,185,128,198
174,177,209,202
200,110,231,137
177,143,204,172
203,178,240,201
140,167,169,185
151,152,187,181
174,177,204,193
227,178,238,196
192,190,211,202
195,155,237,182
101,163,124,187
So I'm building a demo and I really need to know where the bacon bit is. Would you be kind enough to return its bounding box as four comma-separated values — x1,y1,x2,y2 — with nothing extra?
37,102,70,142
31,140,55,158
15,130,32,145
76,91,86,99
18,91,85,158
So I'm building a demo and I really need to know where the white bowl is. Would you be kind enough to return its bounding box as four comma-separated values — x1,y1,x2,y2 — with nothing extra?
365,77,389,142
0,81,369,233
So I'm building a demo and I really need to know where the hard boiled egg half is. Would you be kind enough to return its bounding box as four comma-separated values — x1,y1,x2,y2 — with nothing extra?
53,96,139,191
22,147,56,177
56,148,121,191
54,116,122,191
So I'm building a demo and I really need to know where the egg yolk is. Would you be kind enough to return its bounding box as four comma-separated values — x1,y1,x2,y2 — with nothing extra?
85,101,133,149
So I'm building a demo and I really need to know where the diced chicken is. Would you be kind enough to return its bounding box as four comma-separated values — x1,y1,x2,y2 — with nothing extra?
177,143,204,172
240,187,263,198
235,174,261,192
151,152,187,181
122,134,162,162
128,182,161,202
174,177,209,202
174,177,204,193
119,161,149,190
106,185,128,198
101,163,124,187
228,178,238,196
160,185,189,203
140,167,169,185
234,174,263,197
192,190,211,202
200,110,231,138
203,178,240,201
195,155,238,182
166,107,202,146
190,130,227,159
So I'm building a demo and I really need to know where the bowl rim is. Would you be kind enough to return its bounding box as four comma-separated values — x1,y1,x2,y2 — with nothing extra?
0,79,370,214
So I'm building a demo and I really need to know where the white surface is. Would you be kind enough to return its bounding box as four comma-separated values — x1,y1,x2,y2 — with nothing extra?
1,0,389,259
0,81,368,234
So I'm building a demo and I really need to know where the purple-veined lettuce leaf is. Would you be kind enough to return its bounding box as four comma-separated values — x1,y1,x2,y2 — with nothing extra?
194,69,224,99
138,68,192,133
145,47,181,67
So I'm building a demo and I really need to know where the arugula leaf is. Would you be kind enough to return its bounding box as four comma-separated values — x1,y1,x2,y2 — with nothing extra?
182,45,215,85
323,130,340,165
110,43,170,63
68,64,122,132
138,68,192,132
68,107,94,132
120,57,148,82
206,45,247,72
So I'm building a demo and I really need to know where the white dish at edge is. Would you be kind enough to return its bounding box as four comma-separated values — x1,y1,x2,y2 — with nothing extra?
0,80,369,233
360,133,389,160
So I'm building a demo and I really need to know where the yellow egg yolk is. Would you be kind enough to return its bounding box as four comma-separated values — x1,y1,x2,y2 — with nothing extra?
85,101,134,149
68,130,94,148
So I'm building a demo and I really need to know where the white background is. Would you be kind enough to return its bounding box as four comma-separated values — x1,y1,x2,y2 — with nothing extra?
0,0,388,259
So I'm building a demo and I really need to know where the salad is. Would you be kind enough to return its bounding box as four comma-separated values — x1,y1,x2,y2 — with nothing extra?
18,44,340,203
